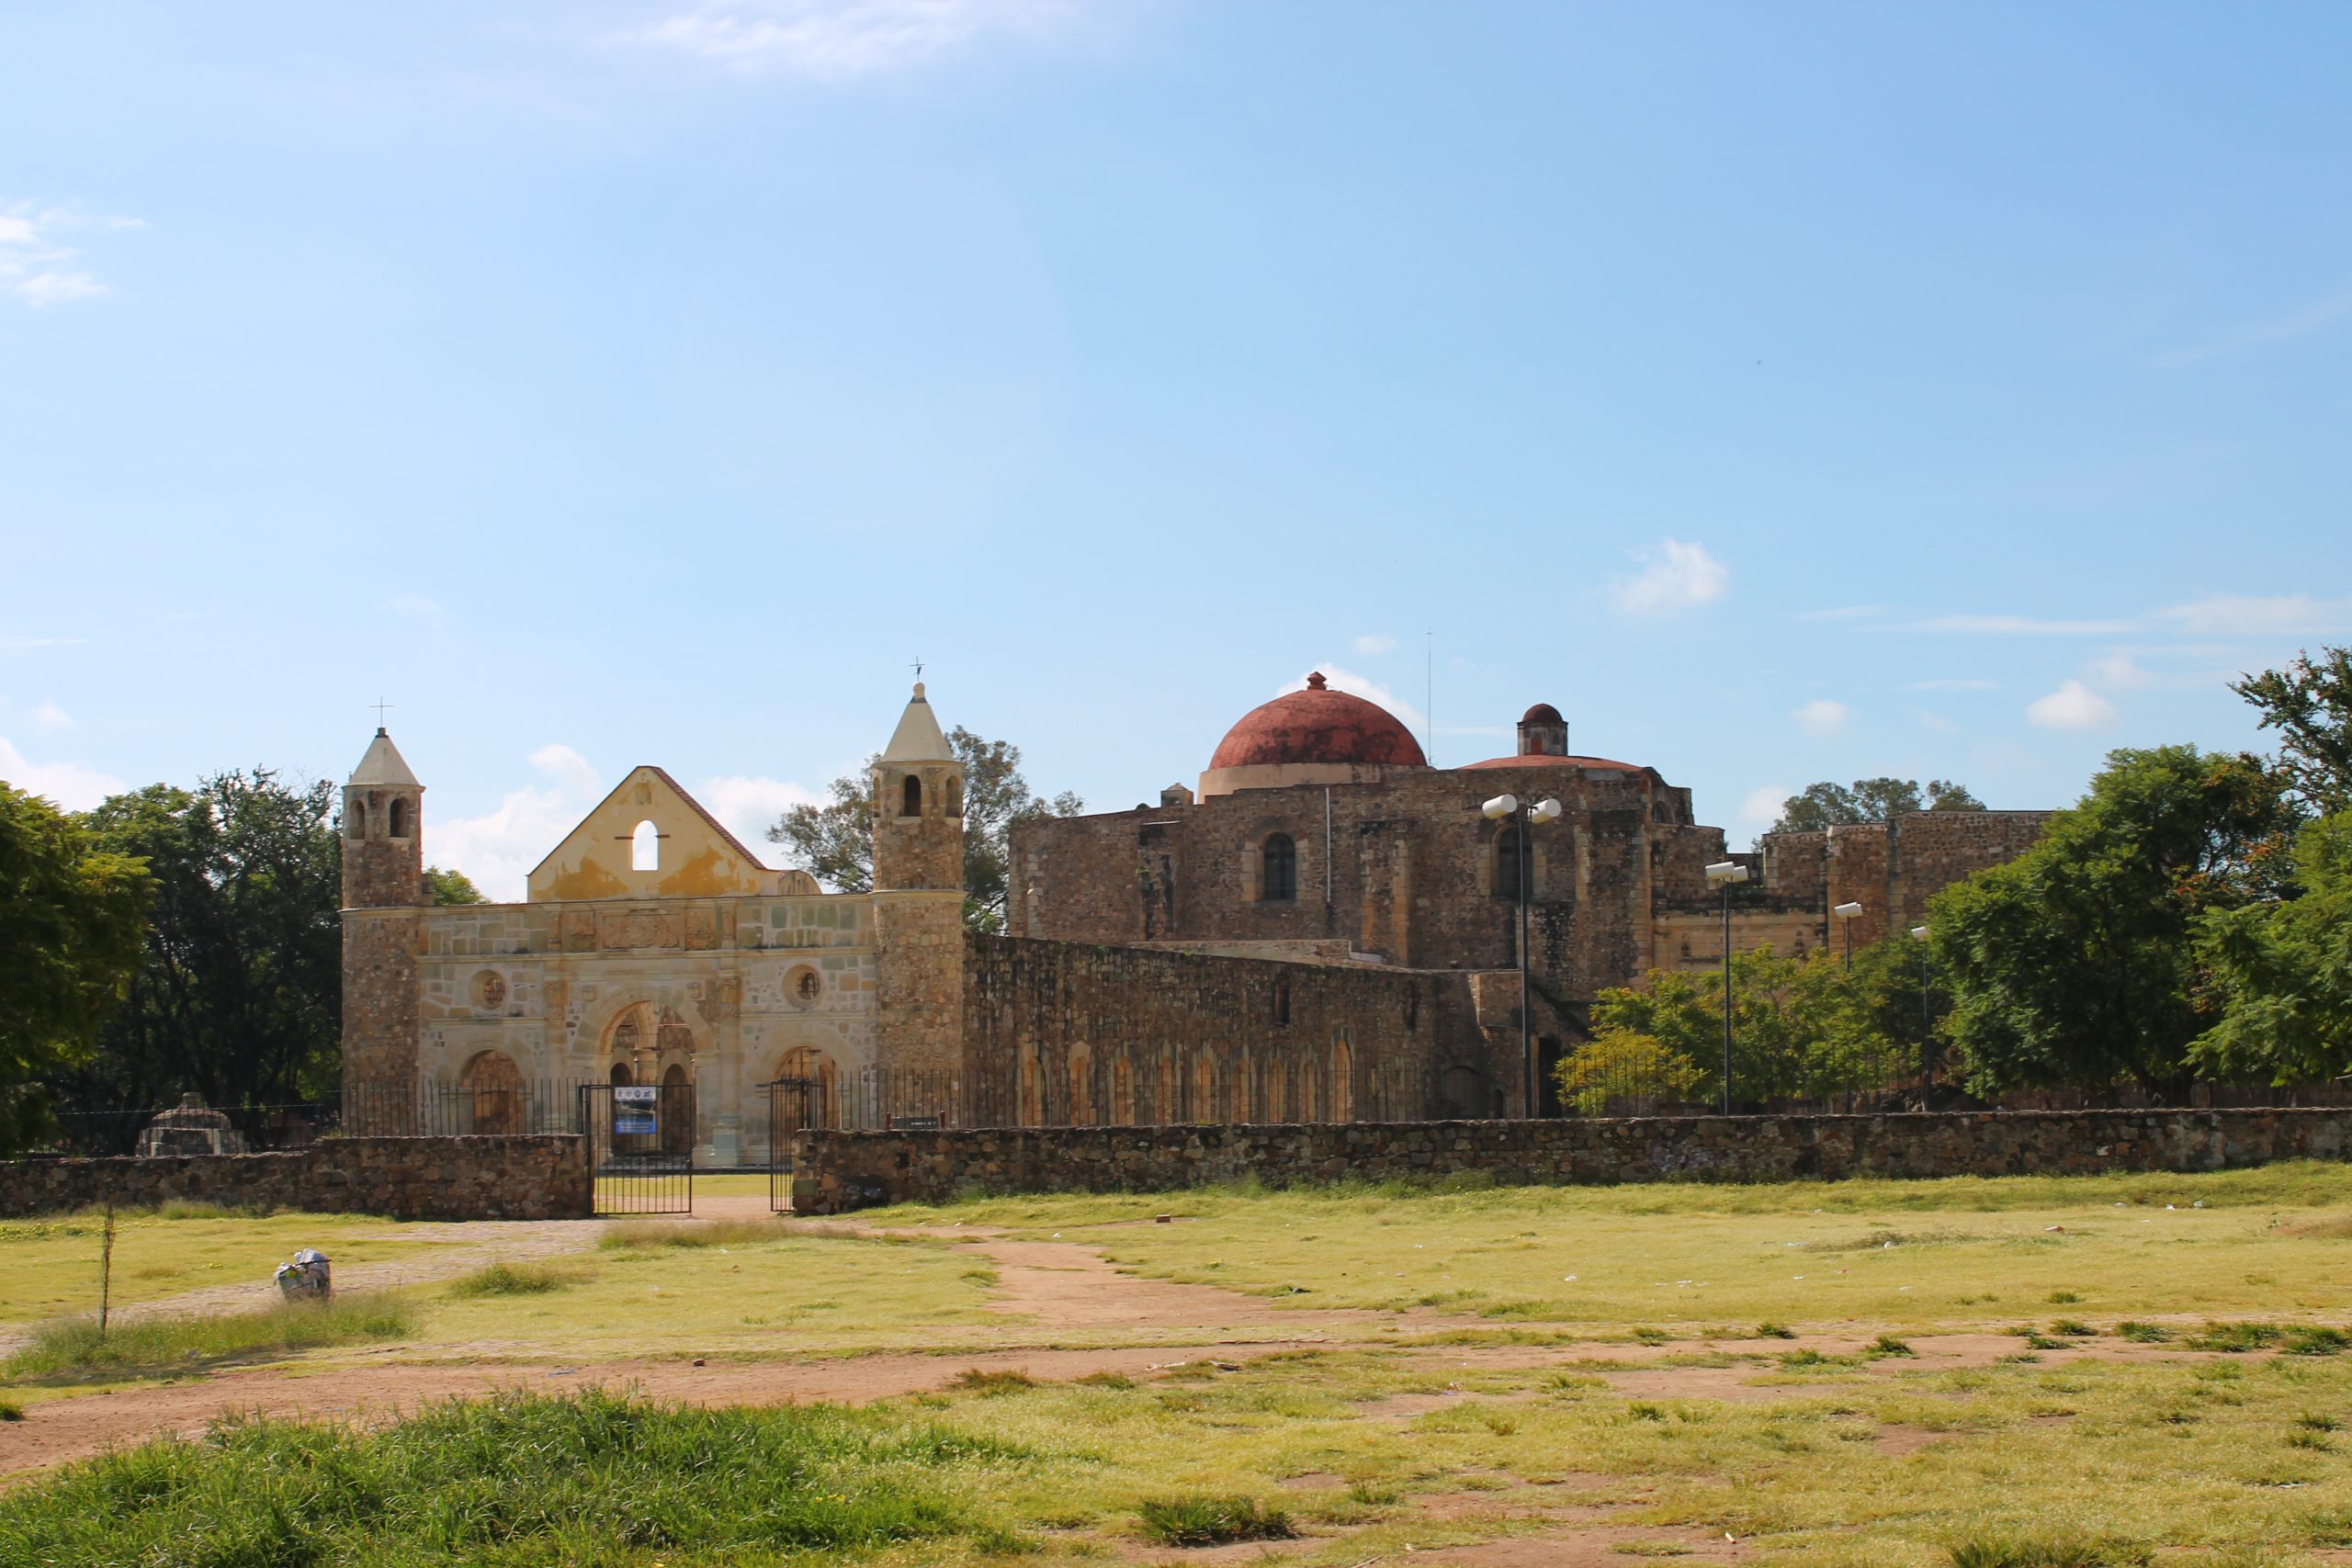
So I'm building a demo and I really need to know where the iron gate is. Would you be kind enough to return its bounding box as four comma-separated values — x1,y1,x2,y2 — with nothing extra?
575,1081,694,1215
764,1077,820,1213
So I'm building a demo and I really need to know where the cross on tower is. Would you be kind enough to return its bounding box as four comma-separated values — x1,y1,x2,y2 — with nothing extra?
911,658,924,682
370,697,394,728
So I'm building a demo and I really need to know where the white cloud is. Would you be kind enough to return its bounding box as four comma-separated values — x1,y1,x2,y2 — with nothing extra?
697,773,822,854
1281,665,1425,732
0,735,126,810
626,0,1082,78
1913,614,2140,636
2160,279,2352,367
1740,784,1792,824
429,745,605,903
390,595,445,620
31,700,70,731
2027,680,2119,731
0,202,140,308
1352,633,1397,656
2086,653,2151,690
2154,594,2352,637
1793,699,1851,739
1910,678,1998,692
1611,539,1728,617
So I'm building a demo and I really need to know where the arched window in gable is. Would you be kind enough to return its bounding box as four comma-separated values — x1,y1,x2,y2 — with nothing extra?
901,773,923,818
1261,833,1296,903
631,819,660,872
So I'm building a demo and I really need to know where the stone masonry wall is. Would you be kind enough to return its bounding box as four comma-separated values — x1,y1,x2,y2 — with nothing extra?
0,1136,591,1222
787,1108,2352,1211
962,935,1493,1124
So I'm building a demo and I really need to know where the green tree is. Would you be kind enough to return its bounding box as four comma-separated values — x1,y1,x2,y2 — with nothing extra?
1929,746,2297,1102
766,728,1082,933
62,771,344,1111
2232,645,2352,811
1553,1026,1705,1114
1770,777,1984,834
2192,810,2352,1087
0,784,152,1153
423,865,487,905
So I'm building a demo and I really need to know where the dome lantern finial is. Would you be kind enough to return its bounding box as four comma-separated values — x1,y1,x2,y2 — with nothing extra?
1306,671,1328,691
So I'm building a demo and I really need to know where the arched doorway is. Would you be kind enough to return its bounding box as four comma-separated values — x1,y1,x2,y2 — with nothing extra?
774,1046,837,1131
459,1049,524,1134
660,1062,694,1157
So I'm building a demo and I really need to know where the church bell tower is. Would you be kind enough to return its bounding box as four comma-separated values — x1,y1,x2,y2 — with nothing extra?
870,682,966,1075
341,728,425,1126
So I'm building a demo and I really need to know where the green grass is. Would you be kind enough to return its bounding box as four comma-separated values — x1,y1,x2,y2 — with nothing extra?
0,1208,466,1324
0,1387,1027,1566
1136,1493,1295,1546
0,1399,20,1421
597,1214,797,1251
858,1161,2352,1330
2,1293,414,1382
1947,1537,2152,1567
445,1259,583,1298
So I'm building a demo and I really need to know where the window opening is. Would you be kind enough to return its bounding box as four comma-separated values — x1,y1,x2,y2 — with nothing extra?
631,819,660,872
1262,833,1296,902
901,773,923,818
387,797,411,838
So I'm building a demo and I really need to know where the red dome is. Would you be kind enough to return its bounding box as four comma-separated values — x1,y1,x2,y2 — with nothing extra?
1210,673,1428,771
1521,702,1565,726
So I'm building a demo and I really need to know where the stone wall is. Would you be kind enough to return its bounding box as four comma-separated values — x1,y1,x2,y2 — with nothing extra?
961,935,1494,1124
0,1136,591,1222
786,1108,2352,1212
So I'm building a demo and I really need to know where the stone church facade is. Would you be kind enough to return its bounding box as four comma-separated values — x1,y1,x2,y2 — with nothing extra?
341,676,2053,1150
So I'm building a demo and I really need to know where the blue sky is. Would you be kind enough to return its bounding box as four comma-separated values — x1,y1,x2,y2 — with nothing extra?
4,1,2348,897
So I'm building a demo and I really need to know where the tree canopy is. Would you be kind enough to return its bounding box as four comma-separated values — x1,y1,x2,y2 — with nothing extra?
766,728,1082,932
423,865,487,906
1928,745,2296,1101
2233,646,2352,811
1768,777,1983,834
55,771,344,1112
0,783,152,1154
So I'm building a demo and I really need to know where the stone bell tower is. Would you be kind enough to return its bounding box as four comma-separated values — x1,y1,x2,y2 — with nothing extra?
340,728,424,1124
870,682,966,1075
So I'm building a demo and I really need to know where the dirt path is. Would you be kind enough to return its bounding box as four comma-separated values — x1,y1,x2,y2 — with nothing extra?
0,1220,609,1357
0,1220,2251,1481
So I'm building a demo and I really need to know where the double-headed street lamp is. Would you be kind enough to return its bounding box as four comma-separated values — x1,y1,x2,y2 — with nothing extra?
1484,792,1563,1119
1703,861,1750,1113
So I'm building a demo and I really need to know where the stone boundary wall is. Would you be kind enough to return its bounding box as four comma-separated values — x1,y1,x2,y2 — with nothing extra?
0,1135,592,1222
786,1109,2352,1213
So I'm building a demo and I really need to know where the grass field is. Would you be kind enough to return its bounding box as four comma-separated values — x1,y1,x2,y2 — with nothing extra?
865,1162,2352,1331
10,1164,2352,1564
0,1205,467,1324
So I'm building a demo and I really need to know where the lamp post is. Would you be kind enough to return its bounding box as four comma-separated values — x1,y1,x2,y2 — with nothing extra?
1911,925,1932,1102
1485,792,1564,1120
1832,902,1864,971
1704,861,1751,1114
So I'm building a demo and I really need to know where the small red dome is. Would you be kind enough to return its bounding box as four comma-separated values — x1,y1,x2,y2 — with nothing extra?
1209,672,1429,771
1521,702,1565,726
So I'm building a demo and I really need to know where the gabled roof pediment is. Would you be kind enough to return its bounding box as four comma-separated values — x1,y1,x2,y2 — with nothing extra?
526,765,771,902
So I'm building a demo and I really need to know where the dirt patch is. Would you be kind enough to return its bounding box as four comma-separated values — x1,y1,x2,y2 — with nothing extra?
1872,1422,1957,1456
1409,1523,1745,1565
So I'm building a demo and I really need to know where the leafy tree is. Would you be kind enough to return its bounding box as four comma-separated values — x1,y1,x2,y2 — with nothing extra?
767,728,1082,932
59,771,344,1111
423,865,487,905
2192,811,2352,1086
1928,746,2297,1102
2232,645,2352,811
1553,1026,1705,1114
1770,777,1984,834
0,784,151,1153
